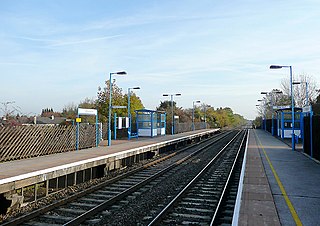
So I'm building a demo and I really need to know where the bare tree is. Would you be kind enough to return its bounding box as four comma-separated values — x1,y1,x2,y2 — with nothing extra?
281,74,318,107
0,101,22,119
257,89,289,118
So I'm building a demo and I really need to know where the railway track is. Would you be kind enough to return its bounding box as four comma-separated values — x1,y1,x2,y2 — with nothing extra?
1,130,247,226
148,129,247,225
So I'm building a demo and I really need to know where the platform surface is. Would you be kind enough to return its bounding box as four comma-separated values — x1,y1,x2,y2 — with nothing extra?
0,129,215,186
239,129,320,226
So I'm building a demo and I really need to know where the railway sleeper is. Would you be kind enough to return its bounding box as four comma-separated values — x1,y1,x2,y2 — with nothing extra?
169,212,211,220
57,207,87,215
87,193,112,199
69,202,97,208
180,200,215,207
79,197,105,203
177,206,213,213
24,221,60,226
39,214,73,224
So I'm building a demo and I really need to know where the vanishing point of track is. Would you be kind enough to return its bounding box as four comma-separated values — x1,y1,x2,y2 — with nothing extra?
2,129,247,226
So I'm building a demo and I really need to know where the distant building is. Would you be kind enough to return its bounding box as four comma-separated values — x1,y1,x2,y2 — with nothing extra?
33,115,66,126
0,115,66,127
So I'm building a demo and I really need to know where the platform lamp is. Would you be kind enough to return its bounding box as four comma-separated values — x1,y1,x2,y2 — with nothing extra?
257,99,266,131
192,100,201,131
293,81,309,106
127,86,140,140
261,90,283,136
270,65,295,151
163,93,181,135
203,104,207,129
255,104,262,128
108,71,127,146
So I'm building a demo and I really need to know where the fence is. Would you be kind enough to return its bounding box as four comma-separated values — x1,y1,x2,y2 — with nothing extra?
265,119,278,135
0,124,96,162
303,115,320,161
175,122,208,134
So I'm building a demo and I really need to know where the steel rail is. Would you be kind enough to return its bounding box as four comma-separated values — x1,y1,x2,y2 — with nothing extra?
2,131,230,226
64,131,234,225
210,129,247,225
147,130,243,225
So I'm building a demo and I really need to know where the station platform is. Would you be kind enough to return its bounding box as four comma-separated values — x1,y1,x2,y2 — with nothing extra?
237,129,320,226
0,129,218,206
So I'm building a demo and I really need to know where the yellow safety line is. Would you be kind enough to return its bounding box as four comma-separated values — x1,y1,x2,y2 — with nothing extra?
254,130,303,226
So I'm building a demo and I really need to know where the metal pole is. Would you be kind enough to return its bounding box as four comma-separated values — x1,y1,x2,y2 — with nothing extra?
277,111,279,136
108,73,112,146
128,88,131,140
282,111,285,139
264,99,267,131
192,101,195,131
271,94,274,136
306,82,309,106
151,112,154,137
310,107,313,158
204,105,206,129
163,93,180,135
290,66,295,151
114,113,117,141
76,114,79,150
96,113,98,147
171,95,174,135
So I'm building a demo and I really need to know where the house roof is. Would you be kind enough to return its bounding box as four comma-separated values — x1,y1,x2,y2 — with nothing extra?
35,116,66,125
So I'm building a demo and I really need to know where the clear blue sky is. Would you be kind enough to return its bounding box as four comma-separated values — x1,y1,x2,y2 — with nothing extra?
1,0,319,119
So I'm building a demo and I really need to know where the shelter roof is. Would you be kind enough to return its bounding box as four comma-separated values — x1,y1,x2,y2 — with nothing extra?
274,107,302,112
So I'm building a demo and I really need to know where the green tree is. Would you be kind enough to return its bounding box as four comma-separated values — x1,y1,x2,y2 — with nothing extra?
62,98,97,124
97,80,143,123
124,92,144,122
253,116,262,128
204,107,245,128
157,100,184,134
204,106,217,128
61,103,77,119
97,80,124,123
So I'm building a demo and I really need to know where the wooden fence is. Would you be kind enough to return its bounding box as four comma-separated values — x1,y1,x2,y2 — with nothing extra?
175,122,208,134
0,125,96,162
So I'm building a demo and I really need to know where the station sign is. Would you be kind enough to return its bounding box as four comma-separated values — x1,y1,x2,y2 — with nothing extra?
112,106,127,109
78,108,97,116
273,105,290,110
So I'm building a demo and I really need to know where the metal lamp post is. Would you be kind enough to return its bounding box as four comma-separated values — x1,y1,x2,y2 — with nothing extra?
127,87,140,140
293,81,310,156
255,104,261,128
192,100,201,131
108,71,127,146
261,90,282,136
203,104,207,129
163,93,181,135
270,65,295,151
257,99,266,130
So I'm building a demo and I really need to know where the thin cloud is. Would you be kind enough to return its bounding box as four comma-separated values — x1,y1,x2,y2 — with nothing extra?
0,62,37,66
49,35,123,47
12,34,123,47
13,36,56,42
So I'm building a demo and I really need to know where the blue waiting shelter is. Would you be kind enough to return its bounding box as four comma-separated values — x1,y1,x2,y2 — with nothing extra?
275,107,303,140
135,109,166,137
